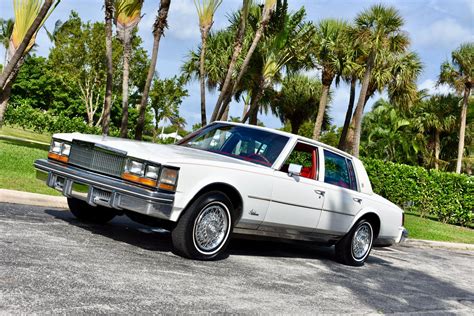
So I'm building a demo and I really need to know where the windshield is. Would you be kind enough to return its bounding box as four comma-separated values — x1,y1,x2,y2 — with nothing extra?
178,123,289,167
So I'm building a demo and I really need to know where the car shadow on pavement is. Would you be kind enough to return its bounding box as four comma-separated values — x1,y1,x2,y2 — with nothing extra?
45,209,175,253
45,209,342,262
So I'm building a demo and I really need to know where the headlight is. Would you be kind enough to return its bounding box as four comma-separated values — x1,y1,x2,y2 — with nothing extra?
122,159,162,188
158,167,179,191
125,160,145,176
48,139,70,163
145,165,159,180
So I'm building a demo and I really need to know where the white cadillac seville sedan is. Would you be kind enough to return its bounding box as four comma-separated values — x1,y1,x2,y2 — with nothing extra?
34,122,407,266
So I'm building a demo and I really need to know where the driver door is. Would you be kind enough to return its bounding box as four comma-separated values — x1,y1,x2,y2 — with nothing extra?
260,142,325,233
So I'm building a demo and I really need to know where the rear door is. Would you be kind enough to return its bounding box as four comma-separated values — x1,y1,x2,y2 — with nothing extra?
316,149,364,234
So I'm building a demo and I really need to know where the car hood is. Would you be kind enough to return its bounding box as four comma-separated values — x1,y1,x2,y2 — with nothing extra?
53,133,268,169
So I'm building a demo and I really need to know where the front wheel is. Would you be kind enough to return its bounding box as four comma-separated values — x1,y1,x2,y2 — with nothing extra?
67,197,117,224
335,220,373,266
171,191,234,260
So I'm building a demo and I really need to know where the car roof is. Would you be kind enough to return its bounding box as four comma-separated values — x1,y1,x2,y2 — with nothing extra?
214,121,355,160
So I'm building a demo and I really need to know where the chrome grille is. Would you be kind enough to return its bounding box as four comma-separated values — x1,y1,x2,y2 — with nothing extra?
69,140,126,177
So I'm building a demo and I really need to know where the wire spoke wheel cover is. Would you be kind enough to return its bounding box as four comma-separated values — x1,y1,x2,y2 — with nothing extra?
351,223,373,260
193,202,230,255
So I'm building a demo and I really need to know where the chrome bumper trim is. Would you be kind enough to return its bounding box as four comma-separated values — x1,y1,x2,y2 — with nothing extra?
34,159,175,220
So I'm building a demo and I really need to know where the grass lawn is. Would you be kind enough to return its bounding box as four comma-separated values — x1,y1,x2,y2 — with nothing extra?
0,137,60,196
405,214,474,244
0,125,51,144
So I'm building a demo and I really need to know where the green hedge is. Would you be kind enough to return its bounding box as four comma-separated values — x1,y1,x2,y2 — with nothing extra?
4,103,118,135
362,158,473,227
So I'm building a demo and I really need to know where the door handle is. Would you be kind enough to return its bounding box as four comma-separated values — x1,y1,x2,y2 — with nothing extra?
314,190,325,196
353,198,362,203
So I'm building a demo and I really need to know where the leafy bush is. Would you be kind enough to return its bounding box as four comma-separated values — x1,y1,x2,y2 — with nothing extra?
362,158,473,227
5,103,119,136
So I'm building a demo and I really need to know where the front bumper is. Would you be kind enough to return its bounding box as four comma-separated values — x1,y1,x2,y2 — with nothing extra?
34,159,175,220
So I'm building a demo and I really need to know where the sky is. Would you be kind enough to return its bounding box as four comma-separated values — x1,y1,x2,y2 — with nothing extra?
0,0,473,129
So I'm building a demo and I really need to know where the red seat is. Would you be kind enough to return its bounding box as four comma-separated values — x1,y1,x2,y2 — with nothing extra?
301,167,312,178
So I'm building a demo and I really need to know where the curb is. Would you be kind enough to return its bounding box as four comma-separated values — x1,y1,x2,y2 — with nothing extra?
0,189,68,209
400,238,474,251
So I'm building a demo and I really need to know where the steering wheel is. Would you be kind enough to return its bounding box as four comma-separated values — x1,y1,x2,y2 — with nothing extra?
247,153,271,165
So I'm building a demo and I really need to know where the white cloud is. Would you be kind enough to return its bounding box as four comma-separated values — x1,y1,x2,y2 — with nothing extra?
413,18,473,49
419,79,454,95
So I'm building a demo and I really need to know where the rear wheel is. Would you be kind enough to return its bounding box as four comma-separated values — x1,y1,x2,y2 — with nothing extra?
335,220,373,266
67,197,117,224
171,191,234,260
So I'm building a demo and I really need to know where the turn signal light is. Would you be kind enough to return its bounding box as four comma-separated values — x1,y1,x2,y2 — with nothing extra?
122,172,158,188
48,152,69,163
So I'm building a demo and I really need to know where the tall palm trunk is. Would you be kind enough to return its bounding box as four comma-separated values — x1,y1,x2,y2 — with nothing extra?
338,76,356,150
434,129,440,170
312,72,333,140
102,0,114,136
119,40,132,138
0,57,24,128
211,0,249,122
216,3,275,121
352,51,375,157
0,80,13,128
199,27,210,126
456,86,470,173
135,0,171,140
0,0,54,93
242,78,264,124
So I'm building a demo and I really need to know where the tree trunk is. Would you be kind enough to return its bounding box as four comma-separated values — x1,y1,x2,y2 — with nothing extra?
199,28,209,126
119,39,132,138
0,57,25,127
455,86,470,173
434,129,440,170
0,80,13,128
217,5,274,121
352,51,375,157
0,0,54,92
242,79,264,124
135,0,171,140
211,0,249,122
312,82,331,140
221,103,229,121
102,0,114,136
338,76,356,150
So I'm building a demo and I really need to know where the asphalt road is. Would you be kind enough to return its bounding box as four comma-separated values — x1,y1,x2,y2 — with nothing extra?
1,203,473,314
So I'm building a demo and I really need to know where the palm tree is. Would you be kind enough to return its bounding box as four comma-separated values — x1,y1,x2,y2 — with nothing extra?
413,95,458,169
135,0,171,140
241,8,315,124
311,19,348,140
0,0,60,127
213,0,277,122
212,0,250,121
115,0,144,138
271,74,322,134
195,0,222,126
102,0,114,136
349,4,409,157
344,51,421,152
439,43,473,173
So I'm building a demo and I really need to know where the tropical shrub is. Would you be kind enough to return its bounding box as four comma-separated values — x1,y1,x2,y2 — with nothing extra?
363,158,473,226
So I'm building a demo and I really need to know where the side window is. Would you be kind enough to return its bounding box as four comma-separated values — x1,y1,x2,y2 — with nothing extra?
346,159,358,191
281,142,318,180
323,150,355,190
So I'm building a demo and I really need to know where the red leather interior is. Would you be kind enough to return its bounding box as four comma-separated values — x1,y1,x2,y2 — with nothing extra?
301,167,312,178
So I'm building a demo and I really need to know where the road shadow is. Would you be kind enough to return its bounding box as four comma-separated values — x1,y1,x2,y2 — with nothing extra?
45,209,340,262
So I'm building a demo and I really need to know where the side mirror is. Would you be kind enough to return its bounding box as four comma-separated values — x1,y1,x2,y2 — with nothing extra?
288,163,302,177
